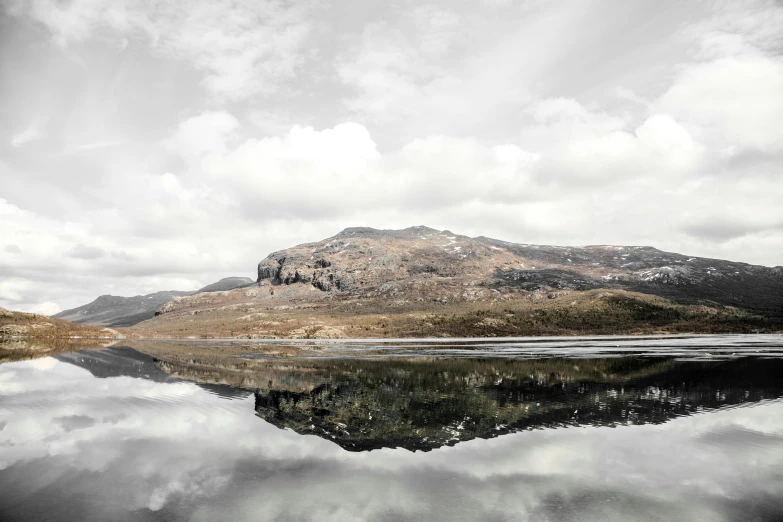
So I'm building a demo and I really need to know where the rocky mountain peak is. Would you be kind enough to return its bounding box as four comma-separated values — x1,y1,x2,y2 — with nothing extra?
335,226,381,237
335,225,443,238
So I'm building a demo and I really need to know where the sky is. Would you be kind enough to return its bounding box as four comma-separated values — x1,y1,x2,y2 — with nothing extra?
0,0,782,314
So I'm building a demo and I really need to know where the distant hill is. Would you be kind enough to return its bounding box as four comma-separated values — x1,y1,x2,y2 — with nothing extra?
195,276,255,293
131,226,783,338
55,345,252,400
54,277,254,327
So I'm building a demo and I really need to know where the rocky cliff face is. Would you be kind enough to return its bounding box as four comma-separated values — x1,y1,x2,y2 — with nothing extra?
257,226,496,293
253,226,783,312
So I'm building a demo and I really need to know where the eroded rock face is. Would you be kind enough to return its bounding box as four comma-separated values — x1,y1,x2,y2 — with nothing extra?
155,299,182,316
0,325,30,335
258,254,348,291
257,226,506,296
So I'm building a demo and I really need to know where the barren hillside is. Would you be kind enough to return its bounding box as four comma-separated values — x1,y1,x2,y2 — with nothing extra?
129,227,783,338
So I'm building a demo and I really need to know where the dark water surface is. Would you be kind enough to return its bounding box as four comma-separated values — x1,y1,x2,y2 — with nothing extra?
1,335,783,521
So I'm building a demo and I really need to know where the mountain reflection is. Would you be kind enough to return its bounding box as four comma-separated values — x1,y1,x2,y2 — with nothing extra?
252,357,782,451
46,344,783,452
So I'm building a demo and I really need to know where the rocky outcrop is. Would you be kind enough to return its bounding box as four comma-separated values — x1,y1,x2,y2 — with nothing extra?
0,324,32,336
287,325,346,339
154,299,182,316
256,226,505,296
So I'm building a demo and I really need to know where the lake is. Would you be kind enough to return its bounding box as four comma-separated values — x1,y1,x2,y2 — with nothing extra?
1,334,783,521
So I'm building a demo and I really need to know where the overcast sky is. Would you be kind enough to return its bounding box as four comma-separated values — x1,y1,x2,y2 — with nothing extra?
1,0,782,314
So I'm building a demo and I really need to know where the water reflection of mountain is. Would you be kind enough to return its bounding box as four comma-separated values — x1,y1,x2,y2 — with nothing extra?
49,346,783,452
55,346,252,400
253,357,783,452
55,346,175,381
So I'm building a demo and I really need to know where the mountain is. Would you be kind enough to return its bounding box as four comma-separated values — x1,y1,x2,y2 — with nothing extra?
133,226,783,338
254,225,783,312
55,345,176,382
55,290,191,328
54,276,254,327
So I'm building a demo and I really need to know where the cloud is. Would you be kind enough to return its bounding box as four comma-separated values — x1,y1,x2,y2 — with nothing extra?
196,120,544,218
657,52,783,152
687,0,783,56
12,0,314,100
27,301,62,315
65,139,126,152
54,414,97,431
10,125,45,147
66,244,107,260
337,21,435,123
527,98,620,127
164,111,241,161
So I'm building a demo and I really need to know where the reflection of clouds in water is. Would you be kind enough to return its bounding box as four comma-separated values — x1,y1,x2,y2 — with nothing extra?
24,358,58,371
189,466,726,522
53,415,96,432
0,358,782,521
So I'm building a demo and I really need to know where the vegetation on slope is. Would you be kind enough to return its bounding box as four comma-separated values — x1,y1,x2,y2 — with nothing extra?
0,307,120,339
130,289,781,339
0,307,123,363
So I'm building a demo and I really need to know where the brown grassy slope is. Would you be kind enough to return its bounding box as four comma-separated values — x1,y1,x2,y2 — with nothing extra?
130,288,780,339
0,306,127,363
0,307,126,363
0,307,123,339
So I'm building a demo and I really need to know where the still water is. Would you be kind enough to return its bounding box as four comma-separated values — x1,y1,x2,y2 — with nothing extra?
1,335,783,521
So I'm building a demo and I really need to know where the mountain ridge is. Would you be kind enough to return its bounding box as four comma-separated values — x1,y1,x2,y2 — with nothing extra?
54,276,254,327
127,226,782,338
